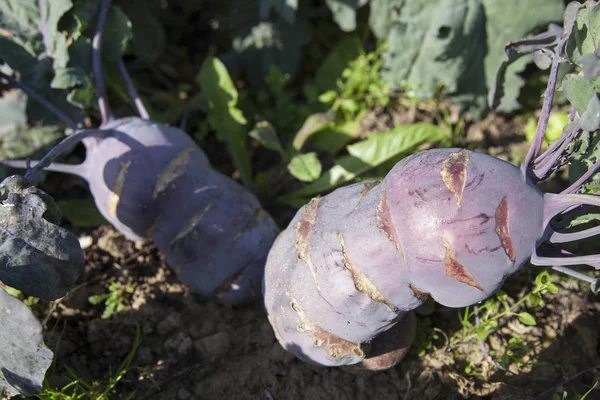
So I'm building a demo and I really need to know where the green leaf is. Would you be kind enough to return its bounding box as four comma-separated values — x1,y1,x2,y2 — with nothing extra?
57,197,108,227
119,0,166,63
476,325,490,341
380,0,564,117
292,110,337,151
50,67,86,89
580,94,600,132
313,35,364,95
198,56,253,188
0,125,64,160
249,121,284,155
517,312,537,326
101,5,133,62
580,53,600,79
570,1,600,60
0,89,28,135
287,152,322,182
561,74,600,114
309,113,365,154
284,122,445,198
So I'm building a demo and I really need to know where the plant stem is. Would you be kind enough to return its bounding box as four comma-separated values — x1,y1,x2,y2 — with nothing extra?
117,59,150,119
92,0,114,125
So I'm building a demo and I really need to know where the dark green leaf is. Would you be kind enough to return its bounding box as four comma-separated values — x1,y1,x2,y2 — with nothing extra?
561,74,600,114
0,288,53,397
101,5,133,62
0,175,84,300
249,121,284,155
580,94,600,132
119,0,166,63
287,152,322,182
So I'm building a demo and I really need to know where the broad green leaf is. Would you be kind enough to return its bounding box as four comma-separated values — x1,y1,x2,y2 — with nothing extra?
580,94,600,132
369,0,403,39
517,312,537,326
101,6,133,62
119,0,165,63
347,122,445,165
580,53,600,79
57,197,108,227
287,152,322,182
561,74,600,114
570,1,600,60
198,56,253,187
0,125,64,160
284,122,445,198
249,121,284,155
380,0,564,117
0,288,53,397
0,89,27,135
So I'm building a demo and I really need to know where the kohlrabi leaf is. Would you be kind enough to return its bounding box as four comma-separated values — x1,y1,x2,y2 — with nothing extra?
260,0,298,24
325,0,369,32
283,122,445,199
0,175,84,300
568,1,600,61
560,74,600,115
0,287,53,397
222,17,311,87
0,89,28,136
0,0,80,123
0,125,64,160
198,56,253,188
380,0,564,117
369,0,402,40
119,0,165,63
287,152,322,182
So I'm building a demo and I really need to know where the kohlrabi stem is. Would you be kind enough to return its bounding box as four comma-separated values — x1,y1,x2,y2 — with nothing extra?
93,0,115,125
533,122,581,179
522,34,569,179
38,0,51,55
117,59,150,119
551,265,599,286
24,129,107,182
563,156,600,194
0,71,79,130
0,159,88,178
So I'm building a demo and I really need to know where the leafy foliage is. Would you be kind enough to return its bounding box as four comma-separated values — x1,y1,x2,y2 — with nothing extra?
198,56,253,187
0,287,53,397
88,281,134,319
379,0,564,116
0,175,84,301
